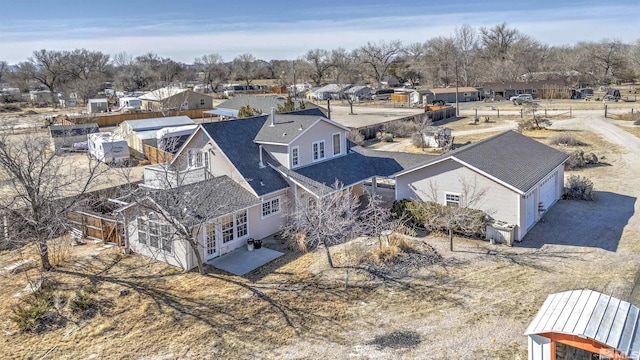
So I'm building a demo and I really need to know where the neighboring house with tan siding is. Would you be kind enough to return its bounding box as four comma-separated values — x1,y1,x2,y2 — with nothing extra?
139,87,214,111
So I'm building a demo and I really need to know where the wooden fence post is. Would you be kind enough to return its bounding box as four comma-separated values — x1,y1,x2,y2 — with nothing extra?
605,104,608,118
570,106,572,117
497,109,500,118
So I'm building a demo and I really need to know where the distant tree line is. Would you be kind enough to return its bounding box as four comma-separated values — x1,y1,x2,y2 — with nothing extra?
2,22,640,106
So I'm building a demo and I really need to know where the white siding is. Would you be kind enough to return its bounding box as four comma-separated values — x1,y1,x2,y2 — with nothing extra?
528,335,551,360
396,159,521,226
126,211,193,270
262,144,289,168
289,121,347,167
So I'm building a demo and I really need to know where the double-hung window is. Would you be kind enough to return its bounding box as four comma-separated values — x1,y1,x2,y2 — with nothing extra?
188,150,203,168
312,141,325,161
445,193,461,207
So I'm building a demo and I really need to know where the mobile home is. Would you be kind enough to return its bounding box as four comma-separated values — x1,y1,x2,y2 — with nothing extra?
87,132,130,163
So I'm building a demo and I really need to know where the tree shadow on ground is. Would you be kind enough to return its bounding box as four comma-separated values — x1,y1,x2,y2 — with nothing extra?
519,191,635,251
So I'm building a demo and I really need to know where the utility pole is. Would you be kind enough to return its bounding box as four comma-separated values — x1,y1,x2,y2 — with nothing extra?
293,63,297,102
455,61,460,117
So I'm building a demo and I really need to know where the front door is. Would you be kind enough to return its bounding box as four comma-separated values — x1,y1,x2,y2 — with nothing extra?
205,223,218,260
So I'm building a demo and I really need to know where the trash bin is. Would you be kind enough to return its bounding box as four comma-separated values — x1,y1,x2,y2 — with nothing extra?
247,238,255,251
253,239,262,249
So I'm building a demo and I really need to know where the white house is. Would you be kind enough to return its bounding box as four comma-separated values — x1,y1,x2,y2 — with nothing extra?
122,108,430,270
394,131,569,242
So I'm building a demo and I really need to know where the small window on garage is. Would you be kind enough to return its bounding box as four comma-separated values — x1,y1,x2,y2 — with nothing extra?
200,98,205,106
445,193,461,207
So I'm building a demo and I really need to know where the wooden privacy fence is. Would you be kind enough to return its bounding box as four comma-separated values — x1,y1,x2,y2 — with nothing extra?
68,210,124,246
144,144,174,164
355,106,457,140
62,108,213,127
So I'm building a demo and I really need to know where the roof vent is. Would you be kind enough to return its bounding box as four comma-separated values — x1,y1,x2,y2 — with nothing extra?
282,132,287,137
269,107,276,127
260,180,265,186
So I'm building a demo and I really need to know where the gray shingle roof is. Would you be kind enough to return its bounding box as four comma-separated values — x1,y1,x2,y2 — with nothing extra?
216,95,286,113
202,115,285,196
123,116,194,132
272,146,435,196
254,114,325,144
146,176,259,226
401,131,569,193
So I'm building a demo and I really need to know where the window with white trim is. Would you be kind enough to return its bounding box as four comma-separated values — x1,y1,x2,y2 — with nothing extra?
332,133,341,155
445,193,461,207
312,141,325,161
206,223,216,256
291,146,299,167
262,197,281,218
221,210,248,243
203,151,210,171
188,149,203,168
137,217,173,253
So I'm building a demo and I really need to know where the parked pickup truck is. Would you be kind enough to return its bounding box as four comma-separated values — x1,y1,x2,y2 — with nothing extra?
509,94,533,104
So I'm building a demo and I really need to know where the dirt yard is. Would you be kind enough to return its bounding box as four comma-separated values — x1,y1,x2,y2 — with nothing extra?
1,110,640,359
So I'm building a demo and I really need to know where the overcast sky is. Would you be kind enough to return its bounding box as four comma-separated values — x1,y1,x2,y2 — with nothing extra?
1,0,638,64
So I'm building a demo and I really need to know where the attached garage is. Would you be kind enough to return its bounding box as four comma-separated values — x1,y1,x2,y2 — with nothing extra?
526,289,640,360
394,131,569,241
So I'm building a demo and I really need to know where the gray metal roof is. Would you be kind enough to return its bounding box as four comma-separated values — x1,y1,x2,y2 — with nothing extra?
525,289,640,359
49,123,99,138
123,116,194,132
399,131,569,193
254,114,325,144
314,84,351,93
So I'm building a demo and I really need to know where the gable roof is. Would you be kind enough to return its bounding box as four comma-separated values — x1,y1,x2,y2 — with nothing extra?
122,116,194,132
429,87,479,94
272,146,436,196
525,289,640,359
314,84,351,93
345,85,370,94
200,117,284,196
253,108,338,144
396,131,569,194
128,176,259,226
215,95,286,113
138,87,188,101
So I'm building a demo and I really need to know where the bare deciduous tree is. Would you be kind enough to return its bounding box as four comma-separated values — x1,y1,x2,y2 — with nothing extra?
232,53,258,89
194,53,230,93
356,40,402,88
281,181,388,267
0,131,107,270
305,49,333,86
415,177,489,251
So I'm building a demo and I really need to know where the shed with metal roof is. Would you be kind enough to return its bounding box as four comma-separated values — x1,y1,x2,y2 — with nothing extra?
526,289,640,360
118,116,194,158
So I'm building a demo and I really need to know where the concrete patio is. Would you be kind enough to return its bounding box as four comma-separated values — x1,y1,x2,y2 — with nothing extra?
208,246,284,276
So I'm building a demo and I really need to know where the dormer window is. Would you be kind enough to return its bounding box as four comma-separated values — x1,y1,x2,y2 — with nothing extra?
291,146,299,167
312,141,325,161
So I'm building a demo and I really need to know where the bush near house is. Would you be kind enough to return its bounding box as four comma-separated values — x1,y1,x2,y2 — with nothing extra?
347,129,365,146
384,121,417,138
549,134,586,146
564,175,594,201
391,199,486,238
565,150,599,170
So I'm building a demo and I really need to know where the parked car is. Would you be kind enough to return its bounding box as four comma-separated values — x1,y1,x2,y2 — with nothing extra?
510,94,533,104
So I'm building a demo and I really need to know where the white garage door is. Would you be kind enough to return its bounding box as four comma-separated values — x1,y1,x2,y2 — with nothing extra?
526,190,537,229
539,172,557,211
